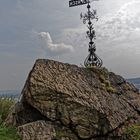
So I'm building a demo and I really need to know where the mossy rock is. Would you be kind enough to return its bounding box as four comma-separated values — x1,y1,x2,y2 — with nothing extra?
124,125,140,140
106,87,117,93
87,67,109,78
55,128,78,140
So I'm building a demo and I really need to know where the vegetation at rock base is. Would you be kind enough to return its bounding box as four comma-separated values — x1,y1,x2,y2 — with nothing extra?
0,98,15,124
124,125,140,140
0,125,21,140
0,98,21,140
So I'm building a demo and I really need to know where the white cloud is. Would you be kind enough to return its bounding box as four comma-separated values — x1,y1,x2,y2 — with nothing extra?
60,0,140,77
37,32,74,56
97,0,140,40
62,0,140,50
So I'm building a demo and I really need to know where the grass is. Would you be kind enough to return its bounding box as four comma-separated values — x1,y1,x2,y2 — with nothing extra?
124,125,140,140
0,125,20,140
0,98,15,124
0,98,21,140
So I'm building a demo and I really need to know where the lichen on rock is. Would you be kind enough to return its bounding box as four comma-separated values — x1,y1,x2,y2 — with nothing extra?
5,59,140,140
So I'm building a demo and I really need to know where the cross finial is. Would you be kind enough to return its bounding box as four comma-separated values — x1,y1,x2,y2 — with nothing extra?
69,0,102,68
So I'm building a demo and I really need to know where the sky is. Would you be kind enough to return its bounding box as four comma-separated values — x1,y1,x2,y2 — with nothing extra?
0,0,140,90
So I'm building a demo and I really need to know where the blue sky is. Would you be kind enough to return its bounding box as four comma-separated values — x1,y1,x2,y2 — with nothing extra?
0,0,140,90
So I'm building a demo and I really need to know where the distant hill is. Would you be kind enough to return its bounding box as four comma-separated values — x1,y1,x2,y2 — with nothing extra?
127,77,140,90
0,90,20,99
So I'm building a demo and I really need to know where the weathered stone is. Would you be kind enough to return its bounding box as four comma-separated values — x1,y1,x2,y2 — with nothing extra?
17,121,56,140
6,59,140,140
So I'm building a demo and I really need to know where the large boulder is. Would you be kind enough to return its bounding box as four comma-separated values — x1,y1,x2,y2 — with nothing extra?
6,59,140,140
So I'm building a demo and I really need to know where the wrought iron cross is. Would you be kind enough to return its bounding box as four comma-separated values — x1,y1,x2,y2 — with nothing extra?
69,0,103,68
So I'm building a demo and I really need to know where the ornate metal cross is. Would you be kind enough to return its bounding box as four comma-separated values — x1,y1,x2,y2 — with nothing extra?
69,0,103,68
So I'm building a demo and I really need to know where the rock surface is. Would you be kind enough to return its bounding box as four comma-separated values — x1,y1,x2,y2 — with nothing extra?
6,59,140,140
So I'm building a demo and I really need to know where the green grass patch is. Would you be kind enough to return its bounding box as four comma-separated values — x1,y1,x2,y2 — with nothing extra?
0,125,20,140
124,125,140,140
0,98,15,124
0,98,20,139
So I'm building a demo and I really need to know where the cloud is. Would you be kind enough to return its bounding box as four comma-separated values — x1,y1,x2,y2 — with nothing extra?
37,32,74,56
96,0,140,40
62,0,140,49
60,0,140,77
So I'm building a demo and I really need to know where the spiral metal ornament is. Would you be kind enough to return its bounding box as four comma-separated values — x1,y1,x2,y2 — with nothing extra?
84,51,103,67
81,0,102,68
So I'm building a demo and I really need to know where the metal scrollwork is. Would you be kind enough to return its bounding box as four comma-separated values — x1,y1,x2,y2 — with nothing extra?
80,0,102,68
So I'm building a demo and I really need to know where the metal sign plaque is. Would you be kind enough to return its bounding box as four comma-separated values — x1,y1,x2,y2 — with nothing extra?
69,0,88,7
